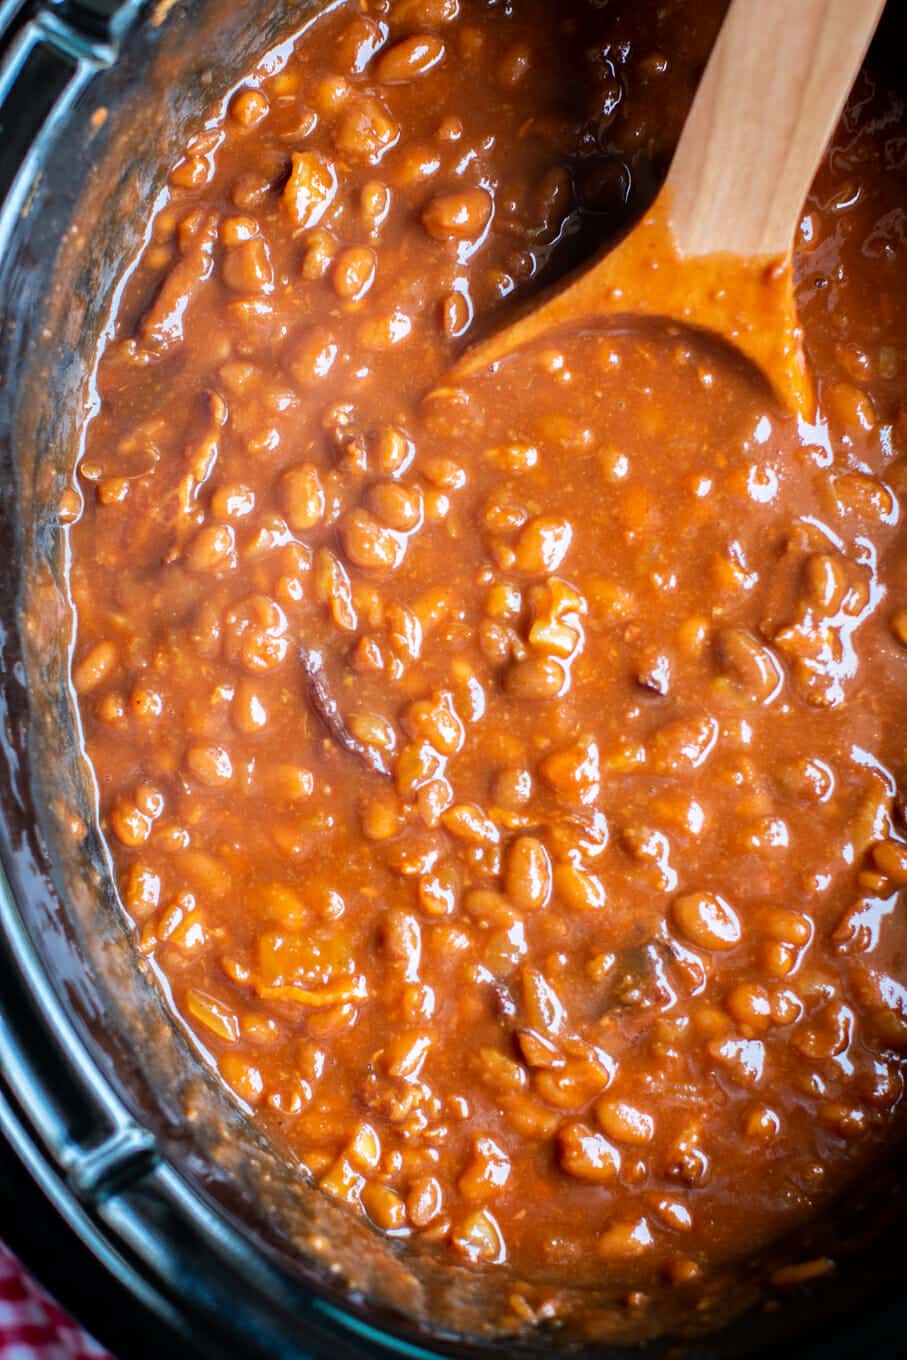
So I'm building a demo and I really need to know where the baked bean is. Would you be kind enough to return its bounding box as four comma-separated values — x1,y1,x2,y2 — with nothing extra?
368,480,423,532
230,88,269,128
514,515,572,573
452,1209,505,1264
422,188,493,242
222,237,273,293
335,15,387,75
280,463,325,530
557,1122,621,1183
597,1218,654,1259
335,98,400,164
458,1135,511,1200
441,803,499,846
342,509,406,571
286,327,338,386
540,735,600,805
127,683,163,726
505,656,565,699
362,1182,407,1231
73,640,117,694
186,744,234,787
554,862,606,911
725,982,772,1032
391,0,460,27
283,151,338,229
186,523,236,572
404,690,462,754
332,246,377,301
671,892,741,951
358,308,413,350
220,1053,265,1105
505,837,551,911
872,838,907,884
440,288,472,339
379,32,446,84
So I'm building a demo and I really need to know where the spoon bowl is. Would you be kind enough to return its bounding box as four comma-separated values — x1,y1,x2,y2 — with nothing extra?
455,0,885,417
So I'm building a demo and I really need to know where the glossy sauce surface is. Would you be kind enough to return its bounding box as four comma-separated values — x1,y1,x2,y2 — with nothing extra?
68,0,907,1302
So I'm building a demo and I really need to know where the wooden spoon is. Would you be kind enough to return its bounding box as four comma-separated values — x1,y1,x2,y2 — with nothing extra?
455,0,885,415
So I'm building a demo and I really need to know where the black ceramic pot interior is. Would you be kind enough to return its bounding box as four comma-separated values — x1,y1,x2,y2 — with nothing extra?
3,2,907,1357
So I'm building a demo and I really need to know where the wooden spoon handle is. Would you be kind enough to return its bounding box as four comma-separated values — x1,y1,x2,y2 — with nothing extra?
667,0,885,260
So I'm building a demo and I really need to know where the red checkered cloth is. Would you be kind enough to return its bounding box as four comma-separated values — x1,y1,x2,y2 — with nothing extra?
0,1246,111,1359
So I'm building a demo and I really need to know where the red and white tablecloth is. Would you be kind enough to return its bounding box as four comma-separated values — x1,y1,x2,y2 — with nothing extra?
0,1246,110,1359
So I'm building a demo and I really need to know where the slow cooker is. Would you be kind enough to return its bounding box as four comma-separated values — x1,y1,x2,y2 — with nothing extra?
3,2,907,1356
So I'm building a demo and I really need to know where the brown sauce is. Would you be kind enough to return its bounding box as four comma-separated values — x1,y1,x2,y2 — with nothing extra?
65,0,907,1316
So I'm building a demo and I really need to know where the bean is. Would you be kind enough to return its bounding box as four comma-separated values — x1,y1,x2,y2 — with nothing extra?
362,794,404,841
554,863,606,912
376,34,445,83
514,515,572,573
360,180,391,234
826,380,877,432
649,715,718,775
220,1052,264,1105
498,41,532,88
505,656,566,699
170,156,212,190
280,463,325,530
358,309,413,350
539,735,600,805
229,87,269,128
124,863,161,920
422,189,493,242
833,472,895,522
392,144,442,188
342,509,406,571
597,1218,654,1259
391,0,459,26
286,327,338,386
477,1047,527,1094
187,744,234,787
369,480,423,532
506,837,551,911
110,801,151,847
671,892,741,951
332,245,377,301
418,861,460,915
186,523,236,572
557,1122,621,1183
725,982,772,1032
440,288,472,339
362,1182,406,1231
232,679,269,734
404,690,462,754
335,98,400,164
73,640,117,694
452,1209,505,1264
407,1175,443,1228
283,151,338,229
211,483,255,520
872,838,907,884
335,15,387,75
493,767,532,809
265,765,314,802
458,1134,511,1200
716,628,782,703
441,803,499,846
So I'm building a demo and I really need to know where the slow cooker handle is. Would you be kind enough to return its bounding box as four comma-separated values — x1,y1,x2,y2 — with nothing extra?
0,1,138,230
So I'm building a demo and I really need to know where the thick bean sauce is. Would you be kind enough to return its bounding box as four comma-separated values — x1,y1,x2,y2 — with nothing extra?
68,0,907,1309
